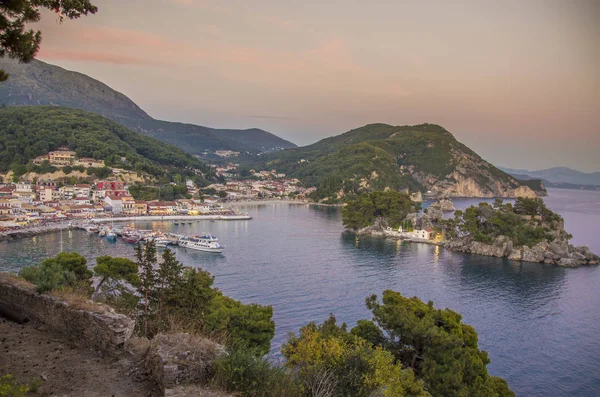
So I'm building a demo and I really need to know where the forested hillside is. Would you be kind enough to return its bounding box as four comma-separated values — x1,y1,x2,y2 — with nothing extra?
0,106,213,183
255,123,541,201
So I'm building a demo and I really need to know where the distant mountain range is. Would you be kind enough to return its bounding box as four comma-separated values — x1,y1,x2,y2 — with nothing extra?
0,58,296,155
500,167,600,191
252,123,545,201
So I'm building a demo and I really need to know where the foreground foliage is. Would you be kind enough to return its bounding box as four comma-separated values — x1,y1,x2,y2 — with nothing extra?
0,374,28,397
364,291,514,397
342,191,421,231
134,242,275,355
19,252,90,293
14,249,513,396
0,0,97,82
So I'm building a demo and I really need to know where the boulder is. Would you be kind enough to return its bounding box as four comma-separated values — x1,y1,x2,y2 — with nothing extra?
419,214,433,230
427,207,444,222
558,258,579,268
508,248,523,261
469,236,511,258
437,198,455,211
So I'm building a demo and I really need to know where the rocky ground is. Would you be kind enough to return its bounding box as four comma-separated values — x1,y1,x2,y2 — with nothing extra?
0,317,160,397
445,236,600,267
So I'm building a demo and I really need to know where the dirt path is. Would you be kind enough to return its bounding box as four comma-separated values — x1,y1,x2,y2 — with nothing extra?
0,317,160,397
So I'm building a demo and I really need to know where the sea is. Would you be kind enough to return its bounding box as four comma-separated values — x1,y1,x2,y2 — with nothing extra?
1,188,599,397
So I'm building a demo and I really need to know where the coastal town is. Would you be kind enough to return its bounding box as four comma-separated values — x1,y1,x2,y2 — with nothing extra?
0,149,317,233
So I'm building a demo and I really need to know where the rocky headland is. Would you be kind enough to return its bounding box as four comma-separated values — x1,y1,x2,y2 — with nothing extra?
345,195,599,268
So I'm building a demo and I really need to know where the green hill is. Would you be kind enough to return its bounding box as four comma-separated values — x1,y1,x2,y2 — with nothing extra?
0,106,214,183
0,58,297,154
256,123,543,201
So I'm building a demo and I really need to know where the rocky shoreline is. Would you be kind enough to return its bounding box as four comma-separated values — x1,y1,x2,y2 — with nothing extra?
355,228,599,267
0,223,72,242
445,236,599,267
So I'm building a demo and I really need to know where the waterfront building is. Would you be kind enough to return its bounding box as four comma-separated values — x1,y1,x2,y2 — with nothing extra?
104,195,124,214
147,201,177,215
134,201,148,215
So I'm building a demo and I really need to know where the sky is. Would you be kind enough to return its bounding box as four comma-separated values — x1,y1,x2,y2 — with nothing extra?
33,0,599,172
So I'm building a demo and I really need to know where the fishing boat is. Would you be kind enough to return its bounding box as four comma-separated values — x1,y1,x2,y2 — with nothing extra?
122,233,140,244
106,231,117,243
178,235,224,253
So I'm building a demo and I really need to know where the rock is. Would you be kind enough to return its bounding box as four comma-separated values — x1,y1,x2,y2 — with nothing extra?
468,236,511,258
559,258,579,268
410,191,423,202
406,213,418,223
508,248,523,261
146,333,224,393
426,207,444,222
437,198,455,211
522,246,545,263
419,214,433,230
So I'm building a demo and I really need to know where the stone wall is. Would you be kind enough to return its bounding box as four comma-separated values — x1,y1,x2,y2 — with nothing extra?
0,276,134,353
145,333,224,394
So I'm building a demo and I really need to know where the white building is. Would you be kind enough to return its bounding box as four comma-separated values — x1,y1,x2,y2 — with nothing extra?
104,195,123,214
413,229,431,240
73,184,91,198
15,182,33,193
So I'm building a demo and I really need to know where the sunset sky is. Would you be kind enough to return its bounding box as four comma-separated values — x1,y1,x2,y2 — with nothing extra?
34,0,599,171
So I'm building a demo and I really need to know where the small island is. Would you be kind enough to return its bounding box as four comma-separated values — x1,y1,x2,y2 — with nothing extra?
342,192,599,267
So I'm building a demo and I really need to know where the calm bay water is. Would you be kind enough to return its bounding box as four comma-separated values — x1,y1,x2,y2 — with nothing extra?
1,188,599,396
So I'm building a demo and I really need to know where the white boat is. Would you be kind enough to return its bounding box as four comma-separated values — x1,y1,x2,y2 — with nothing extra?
178,235,224,253
84,225,99,233
154,236,170,248
197,233,219,242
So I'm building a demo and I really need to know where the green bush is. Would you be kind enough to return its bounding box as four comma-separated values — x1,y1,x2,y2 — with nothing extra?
211,349,301,397
0,374,28,397
19,261,77,293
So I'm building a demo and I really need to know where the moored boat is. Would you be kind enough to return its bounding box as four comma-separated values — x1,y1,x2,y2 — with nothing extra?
122,234,140,244
84,225,99,233
106,231,117,243
178,235,224,253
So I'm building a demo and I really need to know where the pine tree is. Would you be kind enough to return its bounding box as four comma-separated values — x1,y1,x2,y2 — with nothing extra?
156,248,184,331
0,1,97,81
136,241,157,336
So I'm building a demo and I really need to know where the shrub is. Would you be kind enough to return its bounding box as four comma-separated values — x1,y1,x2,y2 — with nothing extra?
211,348,301,397
19,261,77,293
0,374,28,397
